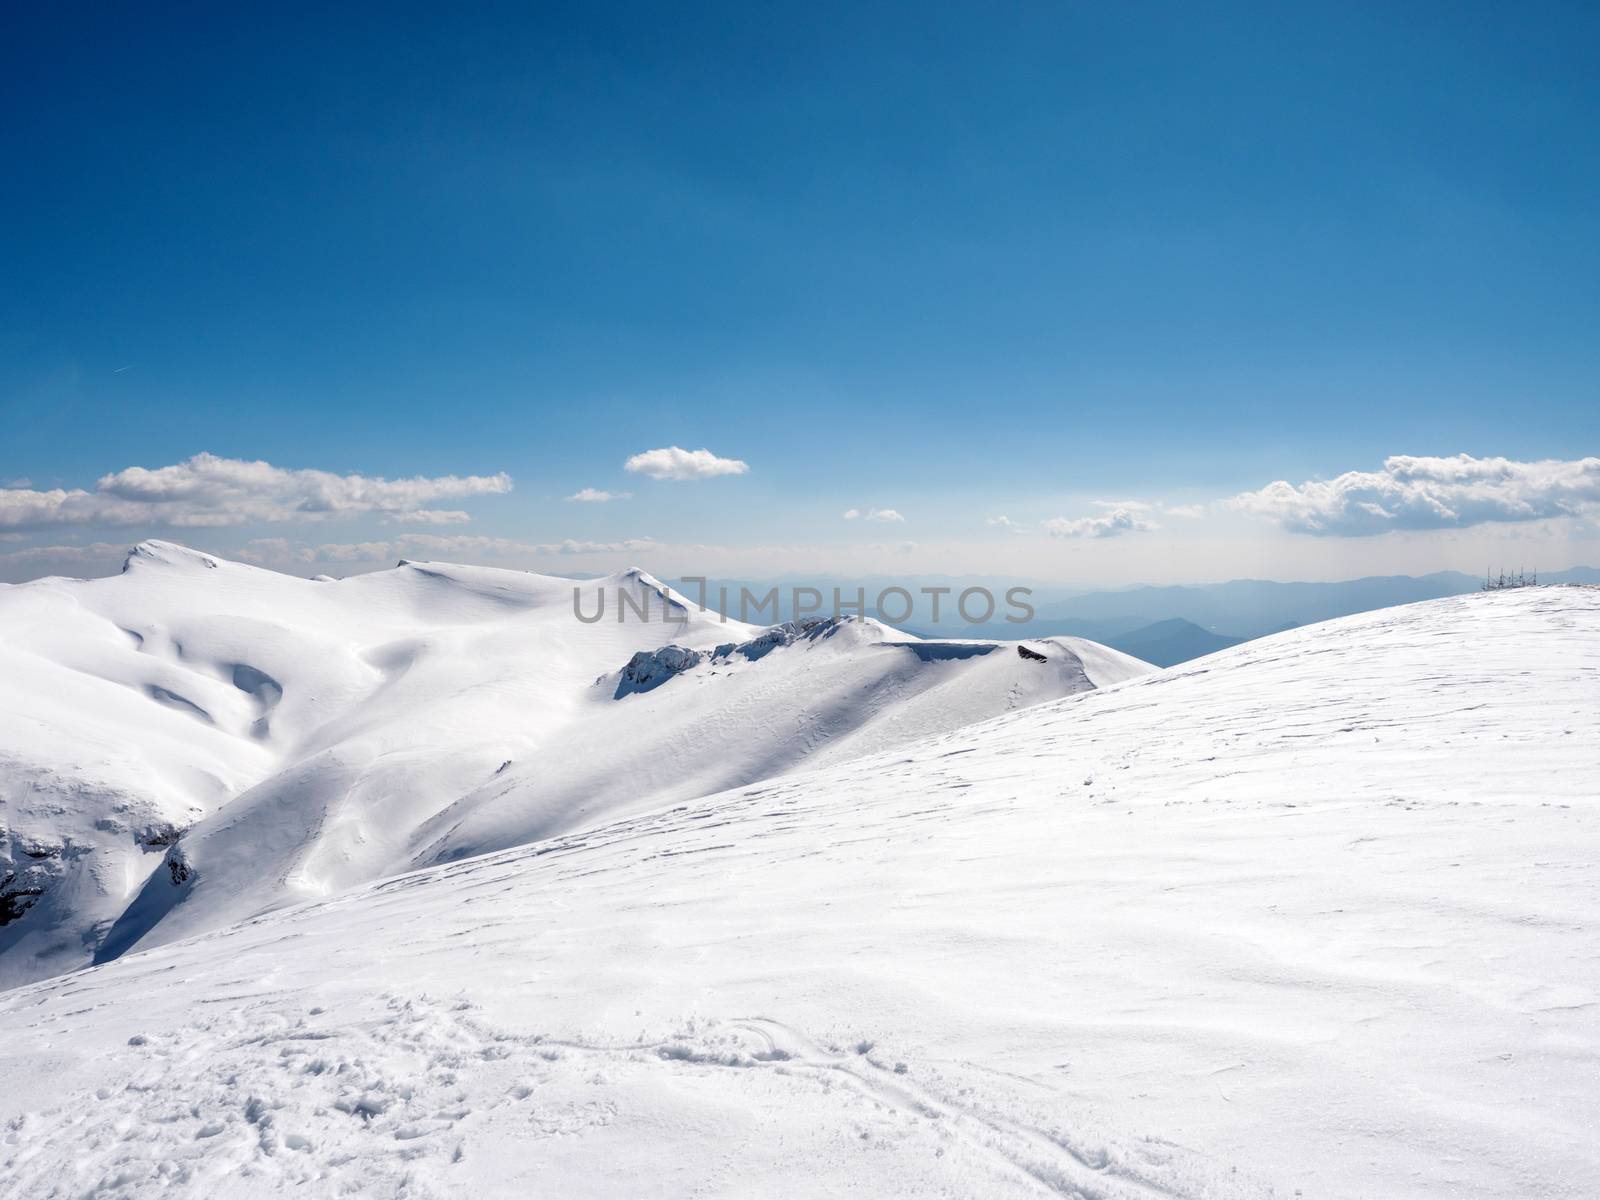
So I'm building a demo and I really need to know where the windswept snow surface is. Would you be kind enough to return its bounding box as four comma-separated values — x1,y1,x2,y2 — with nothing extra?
0,541,1145,987
0,587,1596,1199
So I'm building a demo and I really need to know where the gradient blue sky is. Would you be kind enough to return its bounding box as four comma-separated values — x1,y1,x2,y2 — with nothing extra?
3,2,1598,583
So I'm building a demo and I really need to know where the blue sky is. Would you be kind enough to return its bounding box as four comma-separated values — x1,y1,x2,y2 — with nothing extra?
3,2,1598,583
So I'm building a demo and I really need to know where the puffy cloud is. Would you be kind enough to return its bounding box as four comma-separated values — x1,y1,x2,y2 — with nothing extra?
1043,507,1157,539
0,453,511,531
623,447,749,481
1231,454,1600,536
1163,503,1208,519
842,507,905,523
0,488,115,530
566,488,631,503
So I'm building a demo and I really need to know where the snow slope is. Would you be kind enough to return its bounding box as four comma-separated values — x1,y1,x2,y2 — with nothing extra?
0,541,1147,987
1,587,1595,1199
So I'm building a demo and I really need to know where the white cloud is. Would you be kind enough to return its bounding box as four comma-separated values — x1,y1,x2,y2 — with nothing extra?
1163,503,1208,519
985,515,1034,536
566,488,631,503
235,537,299,562
400,534,657,558
556,538,656,555
237,538,395,565
0,453,512,532
0,541,129,567
239,533,659,566
1231,454,1600,536
623,447,749,481
3,478,33,489
386,509,474,525
1043,507,1158,539
842,507,905,523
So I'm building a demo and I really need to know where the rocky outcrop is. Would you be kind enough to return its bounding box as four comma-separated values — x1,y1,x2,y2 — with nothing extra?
613,645,708,697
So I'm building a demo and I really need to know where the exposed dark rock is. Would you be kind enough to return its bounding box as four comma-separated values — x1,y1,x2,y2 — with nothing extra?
0,871,45,927
139,824,184,848
613,645,706,697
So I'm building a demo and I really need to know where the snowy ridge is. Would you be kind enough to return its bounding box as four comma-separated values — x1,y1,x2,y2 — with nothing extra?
0,587,1594,1198
610,615,911,696
0,542,1147,987
607,614,1142,697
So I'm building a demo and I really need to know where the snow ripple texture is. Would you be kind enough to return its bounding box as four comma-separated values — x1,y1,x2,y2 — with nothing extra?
1,585,1597,1198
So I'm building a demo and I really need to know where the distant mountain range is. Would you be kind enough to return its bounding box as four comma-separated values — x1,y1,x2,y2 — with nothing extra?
1095,617,1245,668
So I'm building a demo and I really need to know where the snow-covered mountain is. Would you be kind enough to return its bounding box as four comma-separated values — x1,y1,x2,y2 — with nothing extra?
0,541,1149,988
0,586,1594,1199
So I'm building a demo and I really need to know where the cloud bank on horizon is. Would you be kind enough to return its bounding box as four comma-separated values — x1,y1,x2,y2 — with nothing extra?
1232,454,1600,536
241,533,660,566
0,453,511,532
1,451,1597,580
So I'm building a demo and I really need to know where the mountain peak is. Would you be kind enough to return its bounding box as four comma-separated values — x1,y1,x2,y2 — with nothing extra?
121,540,222,573
607,565,665,590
